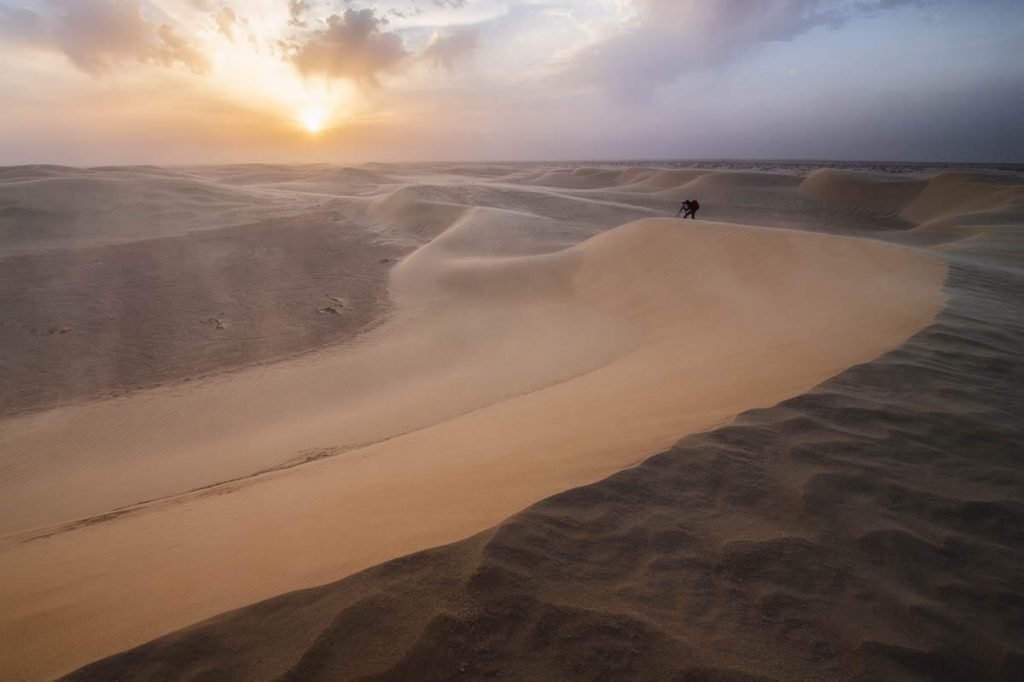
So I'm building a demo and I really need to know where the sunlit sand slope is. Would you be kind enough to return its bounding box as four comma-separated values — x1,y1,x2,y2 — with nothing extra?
0,212,944,679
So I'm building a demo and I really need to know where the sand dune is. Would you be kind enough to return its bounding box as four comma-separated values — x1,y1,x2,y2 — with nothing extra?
78,269,1024,680
902,171,1024,224
682,170,802,193
800,169,926,215
369,187,469,242
1,212,939,539
514,166,713,194
0,171,322,254
3,163,1021,681
0,168,946,678
64,167,1024,682
515,167,638,190
617,168,705,192
0,210,402,415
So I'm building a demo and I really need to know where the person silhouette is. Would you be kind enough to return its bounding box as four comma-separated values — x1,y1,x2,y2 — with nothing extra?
683,198,700,220
677,199,692,217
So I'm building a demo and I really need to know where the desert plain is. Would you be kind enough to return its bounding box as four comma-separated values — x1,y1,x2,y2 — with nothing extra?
0,161,1022,681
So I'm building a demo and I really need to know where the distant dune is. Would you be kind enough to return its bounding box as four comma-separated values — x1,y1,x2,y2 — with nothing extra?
0,163,1021,681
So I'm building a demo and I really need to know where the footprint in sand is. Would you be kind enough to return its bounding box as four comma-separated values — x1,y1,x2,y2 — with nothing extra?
317,295,348,315
199,316,228,330
30,327,73,337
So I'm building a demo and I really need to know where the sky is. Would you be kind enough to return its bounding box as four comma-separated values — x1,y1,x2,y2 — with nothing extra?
0,0,1022,164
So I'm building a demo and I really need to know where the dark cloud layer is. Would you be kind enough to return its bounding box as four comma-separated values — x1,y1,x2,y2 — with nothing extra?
0,0,209,74
565,0,931,99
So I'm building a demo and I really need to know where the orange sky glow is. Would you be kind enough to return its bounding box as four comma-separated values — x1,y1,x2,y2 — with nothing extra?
1,0,1021,164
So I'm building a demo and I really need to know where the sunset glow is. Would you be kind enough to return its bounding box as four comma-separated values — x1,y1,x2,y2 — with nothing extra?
0,1,1021,164
300,108,325,134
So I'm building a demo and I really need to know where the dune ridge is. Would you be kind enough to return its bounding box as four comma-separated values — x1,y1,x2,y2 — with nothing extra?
0,173,947,679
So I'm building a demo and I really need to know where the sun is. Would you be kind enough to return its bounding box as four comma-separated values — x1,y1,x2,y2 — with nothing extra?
300,109,325,134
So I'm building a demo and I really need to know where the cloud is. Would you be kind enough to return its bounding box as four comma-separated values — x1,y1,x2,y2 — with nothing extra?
562,0,930,99
156,23,210,72
422,26,480,70
0,0,209,74
290,8,408,86
214,6,236,41
288,0,309,27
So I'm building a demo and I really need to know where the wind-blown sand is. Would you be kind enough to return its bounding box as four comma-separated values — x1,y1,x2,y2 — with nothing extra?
1,163,1021,681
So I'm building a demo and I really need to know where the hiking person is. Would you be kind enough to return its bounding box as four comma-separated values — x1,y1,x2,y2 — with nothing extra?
683,198,700,220
677,199,692,217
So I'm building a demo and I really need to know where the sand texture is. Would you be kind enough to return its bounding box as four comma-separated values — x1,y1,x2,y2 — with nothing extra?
1,163,1020,681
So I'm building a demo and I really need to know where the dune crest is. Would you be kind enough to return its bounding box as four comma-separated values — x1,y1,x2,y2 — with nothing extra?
0,211,945,679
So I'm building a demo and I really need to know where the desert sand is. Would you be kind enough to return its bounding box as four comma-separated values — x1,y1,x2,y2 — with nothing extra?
1,163,1021,681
